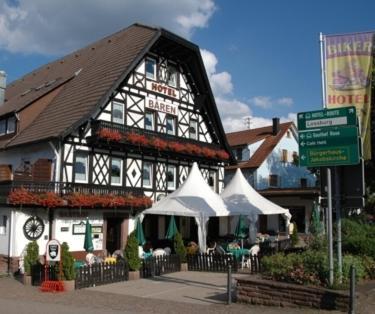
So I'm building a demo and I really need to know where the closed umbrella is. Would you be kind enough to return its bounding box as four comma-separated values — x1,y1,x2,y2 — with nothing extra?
84,219,94,252
165,215,178,240
234,214,248,269
310,202,322,236
135,217,146,246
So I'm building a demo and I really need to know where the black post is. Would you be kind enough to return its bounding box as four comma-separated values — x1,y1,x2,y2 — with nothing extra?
349,265,356,314
227,264,232,305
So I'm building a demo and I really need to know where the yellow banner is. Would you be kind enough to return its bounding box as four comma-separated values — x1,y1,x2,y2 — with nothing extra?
325,32,374,160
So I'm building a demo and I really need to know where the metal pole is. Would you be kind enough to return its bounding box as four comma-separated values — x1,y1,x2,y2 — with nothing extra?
349,265,356,314
320,32,334,286
227,264,232,305
335,166,342,284
327,167,334,286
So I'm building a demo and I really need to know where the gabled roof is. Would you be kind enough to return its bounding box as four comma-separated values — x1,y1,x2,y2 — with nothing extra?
226,122,294,169
2,23,233,159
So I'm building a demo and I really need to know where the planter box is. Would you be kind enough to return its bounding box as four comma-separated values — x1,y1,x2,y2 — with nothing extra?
236,277,352,312
128,270,140,281
23,275,32,286
63,280,76,292
180,263,188,272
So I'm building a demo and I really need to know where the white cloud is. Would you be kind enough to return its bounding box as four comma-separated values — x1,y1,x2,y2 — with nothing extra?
0,0,216,55
251,95,294,109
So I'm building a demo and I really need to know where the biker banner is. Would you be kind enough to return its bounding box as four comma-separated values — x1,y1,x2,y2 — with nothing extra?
325,32,375,160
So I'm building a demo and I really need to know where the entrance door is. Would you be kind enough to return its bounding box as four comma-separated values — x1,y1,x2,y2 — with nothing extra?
106,218,122,255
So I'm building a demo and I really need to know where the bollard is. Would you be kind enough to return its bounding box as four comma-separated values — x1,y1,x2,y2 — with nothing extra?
349,265,356,314
227,264,232,305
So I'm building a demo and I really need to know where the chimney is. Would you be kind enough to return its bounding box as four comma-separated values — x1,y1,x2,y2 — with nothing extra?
272,117,280,135
0,71,6,106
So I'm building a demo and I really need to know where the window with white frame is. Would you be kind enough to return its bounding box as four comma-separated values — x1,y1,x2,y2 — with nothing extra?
189,119,198,140
7,117,16,134
143,162,153,188
74,151,89,183
166,115,176,135
145,110,155,131
167,65,178,87
112,102,124,124
111,157,122,185
208,170,217,191
0,215,7,235
146,58,156,80
167,165,176,190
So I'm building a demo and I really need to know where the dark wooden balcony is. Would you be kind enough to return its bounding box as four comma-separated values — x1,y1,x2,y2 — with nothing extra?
88,120,229,164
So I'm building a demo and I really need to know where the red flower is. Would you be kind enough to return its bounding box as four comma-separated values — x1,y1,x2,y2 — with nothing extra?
216,150,230,160
185,144,202,155
8,188,37,205
126,132,148,146
168,142,185,152
201,147,216,158
150,137,168,150
36,192,64,208
97,128,122,142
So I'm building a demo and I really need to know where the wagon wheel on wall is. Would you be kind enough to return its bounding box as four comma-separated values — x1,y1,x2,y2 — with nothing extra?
23,216,45,240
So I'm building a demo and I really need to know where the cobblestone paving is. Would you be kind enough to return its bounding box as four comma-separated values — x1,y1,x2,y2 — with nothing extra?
0,274,373,314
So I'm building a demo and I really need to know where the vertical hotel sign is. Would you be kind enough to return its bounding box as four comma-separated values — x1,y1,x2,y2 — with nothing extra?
325,32,374,160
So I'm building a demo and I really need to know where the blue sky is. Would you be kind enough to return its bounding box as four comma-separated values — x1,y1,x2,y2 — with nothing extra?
1,0,375,132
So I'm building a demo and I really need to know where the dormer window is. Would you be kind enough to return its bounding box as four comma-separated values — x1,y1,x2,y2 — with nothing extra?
146,58,156,80
7,117,16,133
0,116,16,137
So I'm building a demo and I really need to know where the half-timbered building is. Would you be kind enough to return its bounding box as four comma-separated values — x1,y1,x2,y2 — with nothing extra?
0,24,233,273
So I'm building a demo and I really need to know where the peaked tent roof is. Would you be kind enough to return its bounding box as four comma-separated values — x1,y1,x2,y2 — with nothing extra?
226,122,294,169
142,162,229,218
2,23,234,160
221,168,290,219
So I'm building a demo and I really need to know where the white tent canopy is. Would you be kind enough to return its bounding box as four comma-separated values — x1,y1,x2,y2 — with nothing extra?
141,162,230,252
221,168,291,243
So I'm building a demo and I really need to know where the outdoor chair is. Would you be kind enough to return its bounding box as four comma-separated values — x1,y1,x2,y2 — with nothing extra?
245,244,260,270
206,242,216,254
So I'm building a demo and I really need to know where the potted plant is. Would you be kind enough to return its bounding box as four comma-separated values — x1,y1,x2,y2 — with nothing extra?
23,241,39,285
124,231,141,280
174,232,187,271
60,242,76,291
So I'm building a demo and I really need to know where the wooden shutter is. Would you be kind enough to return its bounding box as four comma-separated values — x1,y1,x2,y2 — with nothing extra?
0,165,12,181
32,159,52,182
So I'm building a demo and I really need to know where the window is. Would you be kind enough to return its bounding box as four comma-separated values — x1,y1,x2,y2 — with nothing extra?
287,131,291,138
143,162,153,188
189,120,198,140
166,115,176,135
145,111,155,131
167,65,178,87
281,149,288,162
0,215,7,235
112,102,124,124
74,152,89,183
146,58,156,80
7,117,16,134
236,148,243,161
111,158,122,186
167,165,176,190
269,174,278,187
0,120,5,135
208,170,216,191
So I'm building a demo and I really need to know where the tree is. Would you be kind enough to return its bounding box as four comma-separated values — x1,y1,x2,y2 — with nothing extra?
124,231,141,271
174,231,186,263
24,241,39,275
60,242,75,280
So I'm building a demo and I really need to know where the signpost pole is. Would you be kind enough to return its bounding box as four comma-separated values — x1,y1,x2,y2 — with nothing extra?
327,167,334,286
335,166,343,283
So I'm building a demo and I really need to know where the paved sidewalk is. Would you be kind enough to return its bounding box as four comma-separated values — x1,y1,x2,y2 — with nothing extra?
0,273,348,314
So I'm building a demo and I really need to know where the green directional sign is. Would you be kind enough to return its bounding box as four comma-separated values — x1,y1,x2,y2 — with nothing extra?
297,106,357,131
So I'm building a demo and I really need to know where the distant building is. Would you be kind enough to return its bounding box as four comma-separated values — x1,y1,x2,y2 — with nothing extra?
225,118,319,234
0,24,233,273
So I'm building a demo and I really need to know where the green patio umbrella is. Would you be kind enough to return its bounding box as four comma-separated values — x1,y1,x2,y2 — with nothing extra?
165,215,178,240
234,215,248,269
135,217,146,246
310,202,322,236
84,219,94,252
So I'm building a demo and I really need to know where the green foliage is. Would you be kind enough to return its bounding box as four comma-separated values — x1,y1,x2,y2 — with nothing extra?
362,256,375,279
24,241,39,275
291,222,299,247
341,218,375,259
308,234,327,252
124,231,141,271
60,242,75,280
339,255,367,285
173,231,186,263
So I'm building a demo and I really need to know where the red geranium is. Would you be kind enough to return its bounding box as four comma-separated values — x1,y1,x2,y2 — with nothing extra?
150,137,168,150
8,188,37,205
97,128,122,142
216,150,230,160
36,192,64,208
201,147,216,158
168,142,185,152
126,132,149,146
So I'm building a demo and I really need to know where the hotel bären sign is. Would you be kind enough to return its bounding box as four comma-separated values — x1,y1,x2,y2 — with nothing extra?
145,96,179,116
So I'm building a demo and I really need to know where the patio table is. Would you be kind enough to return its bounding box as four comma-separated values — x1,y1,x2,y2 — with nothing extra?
227,248,250,261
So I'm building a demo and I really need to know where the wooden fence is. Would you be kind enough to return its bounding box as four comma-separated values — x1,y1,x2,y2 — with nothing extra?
75,260,129,289
140,254,181,278
31,263,58,286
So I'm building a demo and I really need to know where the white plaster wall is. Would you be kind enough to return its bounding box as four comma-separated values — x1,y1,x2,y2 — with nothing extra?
11,209,50,257
255,132,316,190
53,210,103,252
0,208,11,255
